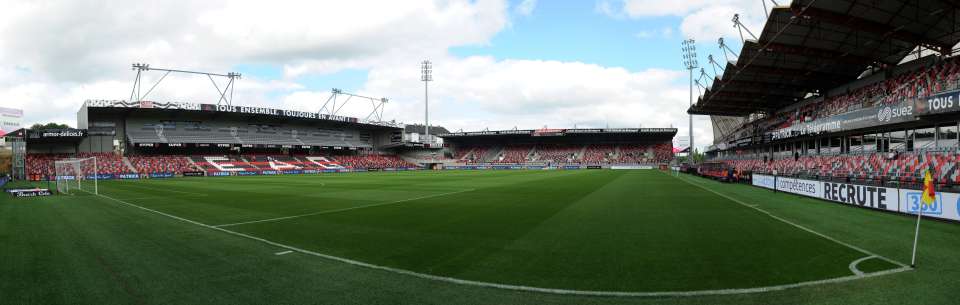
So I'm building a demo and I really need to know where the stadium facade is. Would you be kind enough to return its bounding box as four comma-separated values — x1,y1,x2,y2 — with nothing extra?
438,128,676,168
10,99,678,181
76,100,403,154
694,0,960,222
13,100,416,181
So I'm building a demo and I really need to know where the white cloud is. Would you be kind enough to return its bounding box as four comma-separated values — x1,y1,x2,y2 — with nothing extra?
0,0,714,150
351,55,711,145
594,0,623,19
623,0,714,17
515,0,537,16
0,0,508,82
599,0,766,42
680,5,764,42
0,0,508,123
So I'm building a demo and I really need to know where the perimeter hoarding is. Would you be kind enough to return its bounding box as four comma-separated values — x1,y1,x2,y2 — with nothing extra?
752,174,959,221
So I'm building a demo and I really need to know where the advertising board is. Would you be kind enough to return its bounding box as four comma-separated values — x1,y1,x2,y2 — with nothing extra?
751,174,959,221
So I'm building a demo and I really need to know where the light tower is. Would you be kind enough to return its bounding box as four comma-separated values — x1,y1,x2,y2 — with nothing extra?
681,39,698,161
421,60,433,145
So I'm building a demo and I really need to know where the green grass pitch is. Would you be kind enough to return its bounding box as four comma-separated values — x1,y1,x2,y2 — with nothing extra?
2,169,958,304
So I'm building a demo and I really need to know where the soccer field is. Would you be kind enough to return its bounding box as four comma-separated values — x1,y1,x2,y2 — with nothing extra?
2,170,957,304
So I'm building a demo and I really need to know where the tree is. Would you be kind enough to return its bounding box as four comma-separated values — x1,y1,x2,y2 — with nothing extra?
29,122,71,130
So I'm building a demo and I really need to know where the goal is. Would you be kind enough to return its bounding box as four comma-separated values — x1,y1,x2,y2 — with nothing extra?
55,157,98,195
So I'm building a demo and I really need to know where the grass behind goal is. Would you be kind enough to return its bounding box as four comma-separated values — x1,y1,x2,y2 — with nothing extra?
2,170,958,304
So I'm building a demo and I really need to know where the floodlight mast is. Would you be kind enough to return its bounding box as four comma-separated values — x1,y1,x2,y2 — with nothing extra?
129,63,241,106
421,60,433,145
681,39,698,161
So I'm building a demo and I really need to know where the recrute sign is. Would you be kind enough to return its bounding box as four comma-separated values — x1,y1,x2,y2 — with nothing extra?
751,174,960,221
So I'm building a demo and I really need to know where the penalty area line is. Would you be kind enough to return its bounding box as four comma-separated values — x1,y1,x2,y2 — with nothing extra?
213,188,476,228
88,189,912,298
673,175,911,269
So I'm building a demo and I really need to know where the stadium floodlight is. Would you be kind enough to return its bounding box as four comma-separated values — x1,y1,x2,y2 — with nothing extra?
55,157,98,195
128,63,241,106
681,39,698,160
421,60,433,145
319,89,390,124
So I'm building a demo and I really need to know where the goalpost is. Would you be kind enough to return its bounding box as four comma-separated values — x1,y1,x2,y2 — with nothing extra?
55,157,98,195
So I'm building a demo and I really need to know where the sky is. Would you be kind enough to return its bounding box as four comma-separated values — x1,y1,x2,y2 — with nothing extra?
0,0,771,151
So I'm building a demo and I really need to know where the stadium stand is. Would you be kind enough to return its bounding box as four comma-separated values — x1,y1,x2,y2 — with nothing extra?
717,150,960,188
26,153,133,178
495,145,532,163
461,146,489,163
724,55,960,138
25,154,65,179
580,144,617,164
191,156,260,172
128,155,198,174
335,154,416,169
125,119,373,148
296,155,346,169
447,142,674,165
532,144,581,163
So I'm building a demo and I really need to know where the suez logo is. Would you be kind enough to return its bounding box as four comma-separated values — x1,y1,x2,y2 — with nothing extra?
876,105,913,122
822,182,889,209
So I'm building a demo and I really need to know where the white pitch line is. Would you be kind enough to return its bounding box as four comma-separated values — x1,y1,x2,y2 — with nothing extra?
213,188,476,228
275,250,293,256
87,188,913,298
849,255,876,276
674,175,911,269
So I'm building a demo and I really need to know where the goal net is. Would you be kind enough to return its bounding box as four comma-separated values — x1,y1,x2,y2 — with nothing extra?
55,157,98,195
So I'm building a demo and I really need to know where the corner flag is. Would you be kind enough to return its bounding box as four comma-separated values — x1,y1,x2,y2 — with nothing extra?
912,169,936,267
921,170,936,206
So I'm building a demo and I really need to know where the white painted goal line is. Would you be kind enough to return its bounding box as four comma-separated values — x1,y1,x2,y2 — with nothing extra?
85,187,912,298
672,174,910,269
213,188,476,228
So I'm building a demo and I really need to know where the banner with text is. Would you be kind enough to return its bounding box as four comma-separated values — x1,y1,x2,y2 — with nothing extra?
751,174,959,221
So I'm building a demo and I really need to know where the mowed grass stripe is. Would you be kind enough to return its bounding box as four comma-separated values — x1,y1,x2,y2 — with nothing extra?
5,170,958,304
220,170,885,291
99,170,589,226
672,173,908,268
